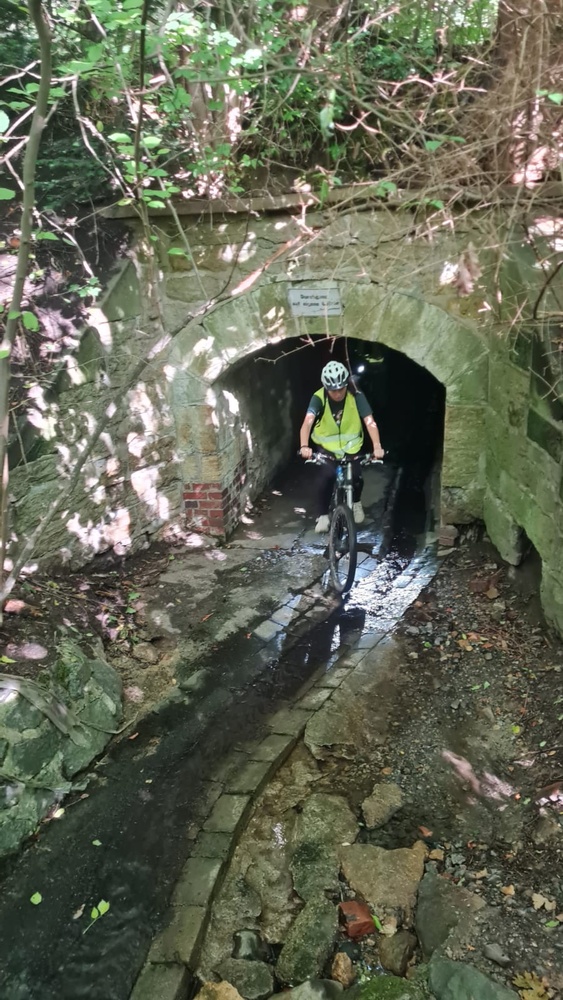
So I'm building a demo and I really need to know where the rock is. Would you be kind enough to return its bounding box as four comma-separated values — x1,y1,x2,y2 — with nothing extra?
331,952,355,988
531,812,561,845
131,642,160,666
482,943,510,968
198,982,245,1000
340,841,426,926
232,930,271,963
361,784,403,829
338,900,375,939
415,871,485,959
428,957,519,999
276,897,338,985
378,930,417,977
293,794,358,847
216,959,274,1000
286,980,343,1000
348,975,428,999
290,842,340,901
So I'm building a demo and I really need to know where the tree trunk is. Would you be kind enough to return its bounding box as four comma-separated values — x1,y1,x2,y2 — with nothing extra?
0,0,51,612
489,1,562,181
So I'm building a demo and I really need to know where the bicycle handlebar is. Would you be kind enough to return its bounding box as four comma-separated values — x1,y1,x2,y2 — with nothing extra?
300,451,384,466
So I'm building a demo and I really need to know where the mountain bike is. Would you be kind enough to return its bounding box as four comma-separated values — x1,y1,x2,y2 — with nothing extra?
306,453,383,594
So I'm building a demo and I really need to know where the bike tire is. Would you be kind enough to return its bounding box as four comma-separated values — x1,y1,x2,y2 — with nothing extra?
329,504,357,593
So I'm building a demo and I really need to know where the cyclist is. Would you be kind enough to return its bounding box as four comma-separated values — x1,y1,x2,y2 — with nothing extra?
299,360,385,533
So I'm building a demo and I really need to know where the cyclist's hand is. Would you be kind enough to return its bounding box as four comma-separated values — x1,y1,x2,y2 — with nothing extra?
372,446,385,460
300,446,313,460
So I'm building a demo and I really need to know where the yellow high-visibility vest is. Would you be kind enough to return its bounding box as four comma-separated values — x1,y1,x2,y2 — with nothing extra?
311,389,363,458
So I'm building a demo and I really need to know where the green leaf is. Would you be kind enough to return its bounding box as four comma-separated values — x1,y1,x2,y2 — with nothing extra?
30,892,42,905
35,231,59,241
0,654,16,663
372,913,383,932
544,919,559,928
0,347,10,359
108,132,131,143
167,247,188,256
92,839,102,847
22,312,39,332
90,906,99,920
141,136,161,149
424,139,443,152
511,724,521,735
428,199,445,210
373,180,397,197
0,110,10,134
0,188,15,200
547,93,563,105
98,899,110,915
482,681,490,690
128,591,140,599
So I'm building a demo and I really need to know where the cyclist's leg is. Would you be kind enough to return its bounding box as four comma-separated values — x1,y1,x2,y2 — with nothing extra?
312,453,336,516
349,455,364,503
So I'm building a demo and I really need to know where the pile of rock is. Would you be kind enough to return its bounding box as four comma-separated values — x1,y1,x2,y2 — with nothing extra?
196,783,519,1000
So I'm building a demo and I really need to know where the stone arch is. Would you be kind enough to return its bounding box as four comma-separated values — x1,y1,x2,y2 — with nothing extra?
167,278,488,535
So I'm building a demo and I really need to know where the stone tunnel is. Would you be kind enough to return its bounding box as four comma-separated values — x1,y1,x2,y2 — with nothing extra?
9,202,563,632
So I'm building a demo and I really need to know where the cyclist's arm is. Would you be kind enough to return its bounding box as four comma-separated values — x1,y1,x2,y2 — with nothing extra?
299,411,316,457
363,414,384,458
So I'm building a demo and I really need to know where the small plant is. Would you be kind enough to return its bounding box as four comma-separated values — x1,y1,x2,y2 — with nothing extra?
82,898,110,934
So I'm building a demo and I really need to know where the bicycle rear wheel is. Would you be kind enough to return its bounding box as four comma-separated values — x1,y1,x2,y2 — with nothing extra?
329,504,357,593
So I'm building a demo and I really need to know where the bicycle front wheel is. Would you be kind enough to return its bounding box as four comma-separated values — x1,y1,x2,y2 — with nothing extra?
329,504,357,593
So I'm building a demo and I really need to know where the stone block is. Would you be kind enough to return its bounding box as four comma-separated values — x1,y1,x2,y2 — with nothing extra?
129,962,189,1000
250,733,295,762
527,409,563,463
192,832,233,860
224,759,272,794
203,794,250,833
415,871,485,959
488,357,530,430
297,688,333,711
276,896,339,985
172,857,223,908
442,405,486,489
340,841,426,926
149,905,207,965
428,956,519,1000
268,707,312,736
482,489,524,565
540,568,563,635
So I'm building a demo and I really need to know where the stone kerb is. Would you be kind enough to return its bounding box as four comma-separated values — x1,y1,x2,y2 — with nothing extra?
167,277,488,535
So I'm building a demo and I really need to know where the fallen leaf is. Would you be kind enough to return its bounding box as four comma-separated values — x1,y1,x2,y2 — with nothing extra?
501,884,515,896
532,893,548,910
544,899,556,912
381,767,393,775
485,586,499,600
73,903,85,920
418,825,433,838
200,612,214,622
128,732,139,740
429,848,445,861
474,869,488,879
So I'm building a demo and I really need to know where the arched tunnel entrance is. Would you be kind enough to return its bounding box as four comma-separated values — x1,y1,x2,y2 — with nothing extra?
206,336,445,544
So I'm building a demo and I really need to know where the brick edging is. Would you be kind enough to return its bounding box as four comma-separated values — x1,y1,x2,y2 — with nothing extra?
128,640,383,1000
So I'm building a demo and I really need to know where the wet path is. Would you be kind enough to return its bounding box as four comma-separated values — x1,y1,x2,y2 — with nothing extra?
0,461,437,1000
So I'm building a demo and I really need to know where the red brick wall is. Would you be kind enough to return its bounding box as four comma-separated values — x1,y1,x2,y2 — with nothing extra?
183,458,247,537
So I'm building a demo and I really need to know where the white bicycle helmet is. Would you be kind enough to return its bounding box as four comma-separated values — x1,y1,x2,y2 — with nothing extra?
321,360,349,390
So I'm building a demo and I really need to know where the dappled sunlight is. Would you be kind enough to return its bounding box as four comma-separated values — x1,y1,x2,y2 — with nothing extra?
66,507,132,556
442,750,515,807
131,468,170,520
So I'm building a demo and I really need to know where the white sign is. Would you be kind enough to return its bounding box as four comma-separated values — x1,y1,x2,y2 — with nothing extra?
288,287,342,317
